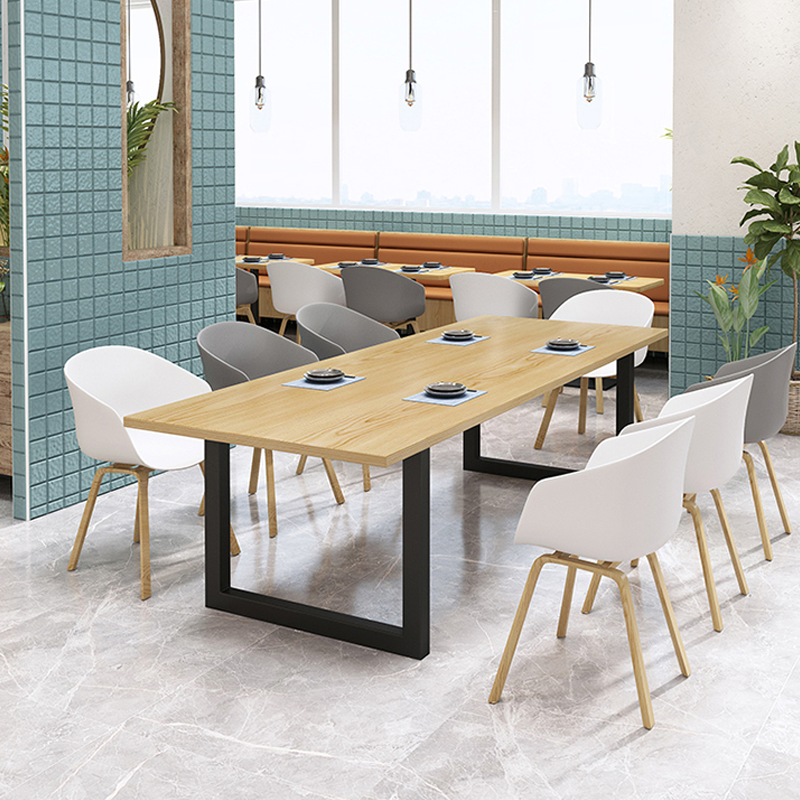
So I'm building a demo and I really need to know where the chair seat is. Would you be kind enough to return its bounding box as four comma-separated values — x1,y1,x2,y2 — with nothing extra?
128,428,204,471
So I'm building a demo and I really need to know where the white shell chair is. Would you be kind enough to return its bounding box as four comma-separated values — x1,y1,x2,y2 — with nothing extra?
684,343,796,561
584,375,754,633
267,261,346,338
235,267,259,324
535,289,655,450
295,301,400,493
489,417,696,729
197,321,345,539
64,345,240,600
449,272,539,321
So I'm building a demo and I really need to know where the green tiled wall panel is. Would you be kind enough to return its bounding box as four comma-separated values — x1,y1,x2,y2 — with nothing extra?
235,207,672,243
669,235,795,395
11,0,235,518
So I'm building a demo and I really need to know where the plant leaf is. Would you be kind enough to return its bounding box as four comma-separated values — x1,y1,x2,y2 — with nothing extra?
743,172,784,191
749,325,769,349
778,186,800,205
731,156,763,171
762,221,793,234
739,207,770,227
771,145,789,174
707,283,733,331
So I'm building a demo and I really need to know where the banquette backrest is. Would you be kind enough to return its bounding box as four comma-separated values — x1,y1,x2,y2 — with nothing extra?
526,238,670,315
247,226,378,265
377,231,526,275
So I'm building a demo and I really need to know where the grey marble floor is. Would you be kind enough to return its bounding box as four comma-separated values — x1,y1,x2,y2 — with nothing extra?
2,357,800,799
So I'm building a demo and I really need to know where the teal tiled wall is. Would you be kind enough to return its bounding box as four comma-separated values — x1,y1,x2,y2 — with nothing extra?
9,0,235,519
236,207,672,243
669,235,795,395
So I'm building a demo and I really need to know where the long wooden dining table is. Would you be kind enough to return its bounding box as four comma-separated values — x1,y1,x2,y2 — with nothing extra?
124,316,667,660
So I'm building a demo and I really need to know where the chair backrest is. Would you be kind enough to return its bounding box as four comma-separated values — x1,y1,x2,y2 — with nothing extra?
197,321,318,390
449,272,539,322
266,261,346,316
538,276,608,319
235,267,259,307
515,418,695,562
684,343,796,444
551,289,655,368
296,302,400,360
64,345,210,465
340,265,426,324
622,374,753,493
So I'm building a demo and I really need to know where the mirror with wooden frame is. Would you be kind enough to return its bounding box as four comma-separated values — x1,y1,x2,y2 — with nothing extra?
122,0,191,259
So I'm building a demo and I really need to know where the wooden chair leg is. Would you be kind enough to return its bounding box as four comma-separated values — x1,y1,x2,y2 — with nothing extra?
237,305,257,325
758,440,792,534
612,570,655,729
322,458,345,504
535,387,561,449
557,565,577,637
68,467,108,571
684,494,723,632
743,449,772,561
581,561,620,614
634,385,644,423
410,320,421,334
710,488,749,596
265,449,278,538
229,525,241,556
488,555,547,704
296,454,308,475
248,448,262,495
134,499,140,542
278,316,289,337
362,464,371,492
197,462,206,517
646,552,690,677
135,468,152,601
595,377,604,415
630,558,640,568
578,377,589,434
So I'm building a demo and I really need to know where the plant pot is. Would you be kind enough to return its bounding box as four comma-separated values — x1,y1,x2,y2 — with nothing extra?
781,379,800,435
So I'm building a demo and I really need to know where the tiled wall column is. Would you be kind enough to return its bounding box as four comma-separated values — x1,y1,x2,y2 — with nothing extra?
8,0,235,519
669,235,795,394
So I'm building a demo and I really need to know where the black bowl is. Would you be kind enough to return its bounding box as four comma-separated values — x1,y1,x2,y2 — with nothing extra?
401,265,422,272
425,381,467,398
361,258,379,265
546,338,580,351
338,261,357,268
442,329,474,341
304,368,345,383
422,261,442,268
268,253,287,259
533,267,553,275
513,271,535,279
242,256,262,263
606,271,626,279
588,275,610,283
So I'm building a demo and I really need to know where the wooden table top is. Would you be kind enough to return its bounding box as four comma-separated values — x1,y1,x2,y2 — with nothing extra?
125,316,666,468
495,271,664,293
316,262,475,281
236,257,315,273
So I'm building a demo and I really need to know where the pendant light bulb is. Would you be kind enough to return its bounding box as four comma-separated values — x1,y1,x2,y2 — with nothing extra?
254,75,266,110
126,79,138,106
404,69,417,106
582,62,596,102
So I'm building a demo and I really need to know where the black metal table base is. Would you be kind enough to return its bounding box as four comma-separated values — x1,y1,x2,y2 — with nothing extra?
204,353,635,660
204,442,430,659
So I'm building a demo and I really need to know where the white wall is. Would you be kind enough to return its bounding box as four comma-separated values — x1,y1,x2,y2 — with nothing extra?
673,0,800,237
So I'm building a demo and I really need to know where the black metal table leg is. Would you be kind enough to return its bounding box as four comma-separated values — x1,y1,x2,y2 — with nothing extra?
616,352,635,433
204,441,431,659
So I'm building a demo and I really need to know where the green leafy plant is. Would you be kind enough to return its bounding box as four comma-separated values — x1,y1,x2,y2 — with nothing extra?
126,98,177,176
732,143,800,376
695,249,776,363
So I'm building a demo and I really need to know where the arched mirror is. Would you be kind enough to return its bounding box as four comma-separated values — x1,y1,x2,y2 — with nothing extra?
122,0,192,260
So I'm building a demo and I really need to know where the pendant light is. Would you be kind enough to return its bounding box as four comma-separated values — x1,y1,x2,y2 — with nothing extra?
126,0,138,105
399,0,421,131
576,0,602,130
249,0,271,133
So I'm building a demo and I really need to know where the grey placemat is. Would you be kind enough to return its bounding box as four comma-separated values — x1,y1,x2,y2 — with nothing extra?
283,376,366,391
531,344,596,357
426,335,490,346
403,389,487,406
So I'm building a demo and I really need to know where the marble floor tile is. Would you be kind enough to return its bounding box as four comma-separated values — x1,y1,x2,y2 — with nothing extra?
3,358,800,798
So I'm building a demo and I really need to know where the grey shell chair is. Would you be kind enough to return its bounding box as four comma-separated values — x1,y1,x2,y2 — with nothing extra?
295,302,400,490
340,265,426,333
684,342,796,560
538,276,609,319
196,321,345,538
235,268,259,324
449,272,539,321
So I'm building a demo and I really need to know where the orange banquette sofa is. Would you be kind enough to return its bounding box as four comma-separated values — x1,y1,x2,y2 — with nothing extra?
235,226,670,351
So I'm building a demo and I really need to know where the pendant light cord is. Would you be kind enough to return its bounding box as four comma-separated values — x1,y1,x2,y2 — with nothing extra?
127,0,132,83
258,0,263,75
409,0,413,71
587,0,592,62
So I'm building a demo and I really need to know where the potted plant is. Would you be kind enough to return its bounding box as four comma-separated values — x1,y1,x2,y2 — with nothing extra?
732,143,800,432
